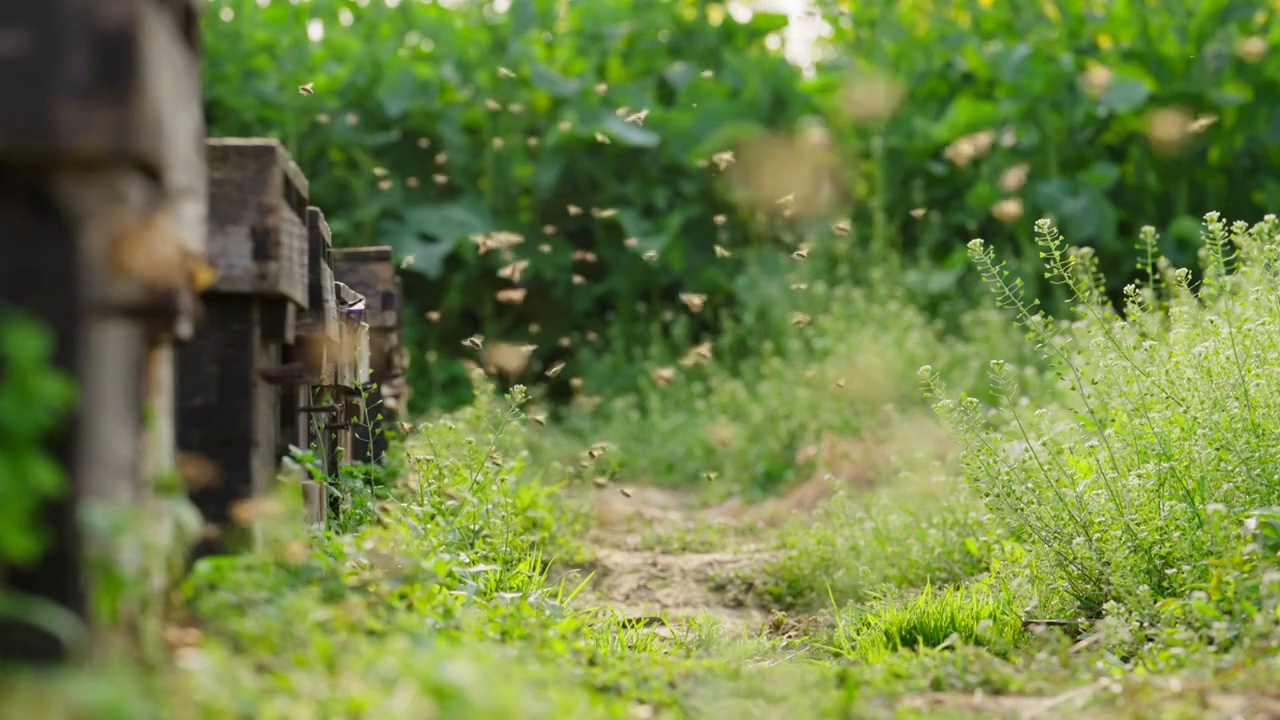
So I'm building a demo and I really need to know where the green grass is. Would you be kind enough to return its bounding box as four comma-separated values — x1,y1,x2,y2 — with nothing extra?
821,582,1027,662
760,471,1001,612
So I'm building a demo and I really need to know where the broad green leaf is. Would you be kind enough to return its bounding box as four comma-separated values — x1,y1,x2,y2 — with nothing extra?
402,198,496,243
597,115,661,148
528,63,581,98
689,120,766,161
904,262,965,296
1211,80,1254,107
404,237,459,280
1080,161,1121,191
663,61,698,90
1029,178,1115,246
378,66,423,119
617,208,658,248
531,154,568,198
1099,76,1151,114
932,96,1001,143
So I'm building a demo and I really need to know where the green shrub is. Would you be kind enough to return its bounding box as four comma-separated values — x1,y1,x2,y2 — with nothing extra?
924,213,1280,617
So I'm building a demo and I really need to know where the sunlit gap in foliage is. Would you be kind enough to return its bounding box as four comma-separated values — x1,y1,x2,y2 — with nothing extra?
285,0,836,75
746,0,833,75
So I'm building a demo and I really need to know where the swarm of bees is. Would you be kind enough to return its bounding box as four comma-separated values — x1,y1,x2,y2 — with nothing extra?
315,57,976,512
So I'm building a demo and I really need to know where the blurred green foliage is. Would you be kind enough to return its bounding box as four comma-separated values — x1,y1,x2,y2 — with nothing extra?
814,0,1280,305
202,0,1280,412
203,0,823,412
0,311,76,567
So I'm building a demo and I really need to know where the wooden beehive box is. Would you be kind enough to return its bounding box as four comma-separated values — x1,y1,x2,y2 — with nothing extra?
0,0,211,342
330,246,403,382
0,0,207,665
204,138,309,309
178,138,314,556
0,0,204,171
330,246,405,465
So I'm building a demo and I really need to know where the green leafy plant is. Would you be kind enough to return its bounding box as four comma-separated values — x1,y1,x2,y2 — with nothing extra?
925,213,1280,617
810,0,1280,309
0,310,77,566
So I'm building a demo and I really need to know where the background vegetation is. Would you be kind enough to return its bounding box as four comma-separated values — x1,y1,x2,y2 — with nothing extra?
203,0,1279,413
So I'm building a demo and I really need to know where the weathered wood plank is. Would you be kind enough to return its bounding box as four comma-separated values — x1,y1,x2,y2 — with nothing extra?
204,139,309,307
0,0,207,330
301,208,338,342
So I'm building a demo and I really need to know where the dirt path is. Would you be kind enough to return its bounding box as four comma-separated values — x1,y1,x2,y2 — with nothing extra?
570,484,782,636
565,484,1280,720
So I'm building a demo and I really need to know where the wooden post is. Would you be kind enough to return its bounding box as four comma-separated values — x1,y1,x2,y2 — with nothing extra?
178,138,308,558
0,0,207,665
331,247,411,465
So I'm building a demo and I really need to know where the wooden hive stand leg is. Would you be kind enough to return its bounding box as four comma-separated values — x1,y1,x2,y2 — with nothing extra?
280,346,327,530
322,393,358,523
0,168,192,663
298,384,333,529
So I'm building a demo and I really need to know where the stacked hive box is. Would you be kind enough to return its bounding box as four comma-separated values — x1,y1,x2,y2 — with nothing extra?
284,207,341,526
283,207,372,527
331,247,411,464
0,0,208,664
177,138,310,557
